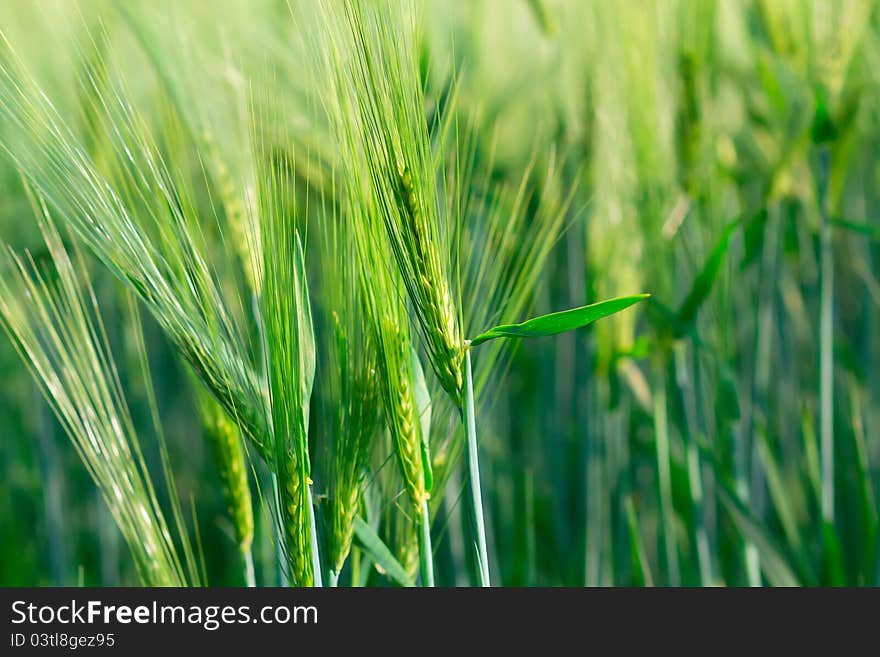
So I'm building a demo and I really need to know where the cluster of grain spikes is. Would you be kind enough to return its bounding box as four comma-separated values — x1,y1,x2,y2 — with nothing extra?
254,123,321,586
326,0,465,405
0,30,270,463
363,285,436,586
317,0,649,586
0,0,651,589
324,344,380,586
0,20,342,588
317,202,383,586
311,0,455,585
0,201,195,587
300,0,436,585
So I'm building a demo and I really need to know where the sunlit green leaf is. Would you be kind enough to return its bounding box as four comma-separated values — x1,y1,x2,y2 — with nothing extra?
470,294,650,347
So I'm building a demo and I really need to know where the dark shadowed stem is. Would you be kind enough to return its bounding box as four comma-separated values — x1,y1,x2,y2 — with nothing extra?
419,498,435,586
36,401,70,584
525,468,536,585
464,347,491,587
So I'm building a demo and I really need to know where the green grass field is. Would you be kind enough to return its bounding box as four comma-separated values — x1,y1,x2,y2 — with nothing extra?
1,0,878,587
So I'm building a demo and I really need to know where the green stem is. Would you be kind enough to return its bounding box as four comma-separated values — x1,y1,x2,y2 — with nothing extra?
674,343,712,585
271,472,287,586
243,546,255,588
328,570,339,588
463,348,491,587
525,468,536,586
351,546,361,587
818,147,834,525
419,498,435,587
653,362,680,586
307,484,323,587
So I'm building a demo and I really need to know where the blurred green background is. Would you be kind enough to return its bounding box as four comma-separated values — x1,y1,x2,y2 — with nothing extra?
1,0,879,586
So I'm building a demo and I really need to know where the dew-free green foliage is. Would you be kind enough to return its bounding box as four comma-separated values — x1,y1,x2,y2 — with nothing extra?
1,0,879,588
470,295,650,347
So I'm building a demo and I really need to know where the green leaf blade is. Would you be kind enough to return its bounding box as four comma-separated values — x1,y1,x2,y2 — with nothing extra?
469,293,650,347
353,517,415,587
674,219,740,336
831,217,880,241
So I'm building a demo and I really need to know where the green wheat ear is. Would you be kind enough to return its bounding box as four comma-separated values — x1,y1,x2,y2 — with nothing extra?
318,200,382,584
354,220,436,585
311,0,656,587
0,201,190,586
0,30,270,461
317,0,465,404
311,0,441,585
325,310,381,579
194,387,255,586
255,115,320,585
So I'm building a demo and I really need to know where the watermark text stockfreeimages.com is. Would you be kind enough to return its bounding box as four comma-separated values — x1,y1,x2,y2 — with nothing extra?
11,599,317,632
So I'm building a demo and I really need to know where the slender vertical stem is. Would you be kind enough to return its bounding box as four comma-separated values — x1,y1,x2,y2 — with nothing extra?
818,147,835,525
584,384,603,586
687,443,711,585
259,294,286,588
525,468,536,586
734,419,761,586
351,546,361,587
271,472,287,586
243,546,256,588
419,498,435,587
464,348,491,587
653,362,680,586
36,402,70,584
693,346,717,577
307,484,323,587
444,465,469,585
327,570,339,588
742,202,780,586
675,343,711,585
